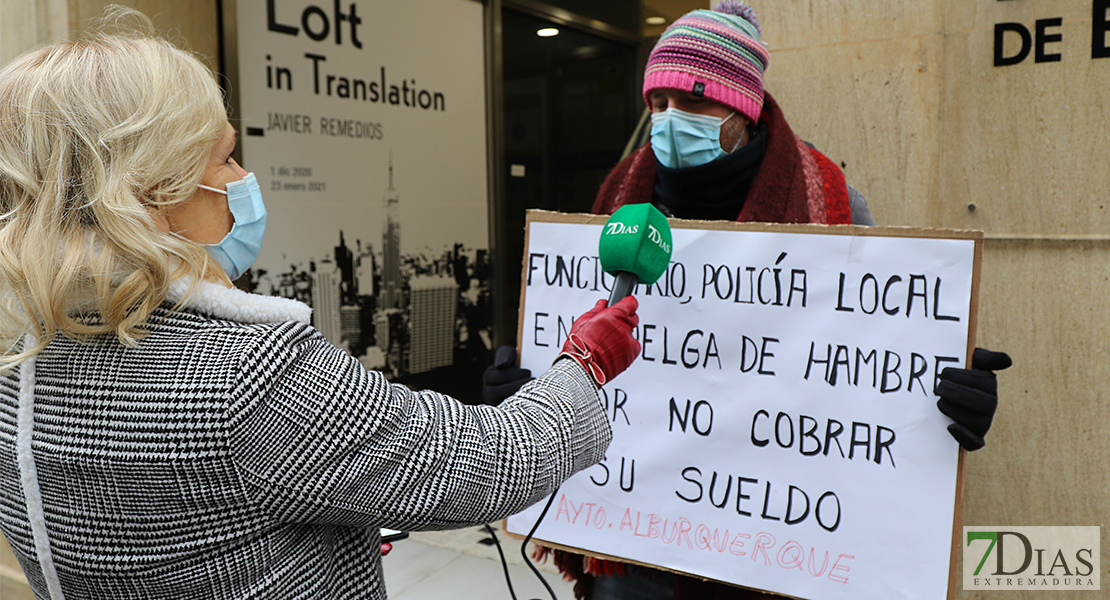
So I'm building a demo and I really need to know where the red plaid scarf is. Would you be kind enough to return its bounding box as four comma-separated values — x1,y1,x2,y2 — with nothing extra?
545,92,851,600
592,92,851,226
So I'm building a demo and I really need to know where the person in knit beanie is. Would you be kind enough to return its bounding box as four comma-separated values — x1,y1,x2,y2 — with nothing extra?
588,0,872,226
643,0,770,153
492,2,1011,599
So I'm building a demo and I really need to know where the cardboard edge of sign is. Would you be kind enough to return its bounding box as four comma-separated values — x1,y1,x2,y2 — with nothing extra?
509,209,984,600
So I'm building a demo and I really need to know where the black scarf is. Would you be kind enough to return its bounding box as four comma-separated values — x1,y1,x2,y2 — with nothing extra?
653,122,768,221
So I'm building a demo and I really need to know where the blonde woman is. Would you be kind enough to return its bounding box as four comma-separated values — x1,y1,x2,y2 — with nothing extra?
0,16,641,600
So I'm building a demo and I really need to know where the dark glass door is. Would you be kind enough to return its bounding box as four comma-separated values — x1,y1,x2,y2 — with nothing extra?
500,8,639,332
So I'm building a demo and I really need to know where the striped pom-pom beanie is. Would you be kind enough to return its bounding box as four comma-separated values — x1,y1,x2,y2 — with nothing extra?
643,0,770,123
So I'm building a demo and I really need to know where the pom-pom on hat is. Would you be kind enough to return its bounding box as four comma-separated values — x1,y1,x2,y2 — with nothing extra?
643,0,770,123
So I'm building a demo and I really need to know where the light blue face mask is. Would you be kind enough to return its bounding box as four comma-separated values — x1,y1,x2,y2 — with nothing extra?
650,108,736,169
197,172,266,280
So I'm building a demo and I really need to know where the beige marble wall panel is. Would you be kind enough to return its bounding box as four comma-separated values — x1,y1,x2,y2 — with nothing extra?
3,1,217,70
70,0,220,71
0,0,36,64
962,240,1110,598
940,16,1110,235
765,34,944,227
0,0,68,65
946,0,1093,32
1,537,32,600
746,0,941,50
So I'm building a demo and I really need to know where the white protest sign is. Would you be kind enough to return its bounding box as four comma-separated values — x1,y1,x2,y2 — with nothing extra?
506,212,981,600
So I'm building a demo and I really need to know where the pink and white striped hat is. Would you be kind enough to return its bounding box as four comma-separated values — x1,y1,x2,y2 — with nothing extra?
643,0,771,123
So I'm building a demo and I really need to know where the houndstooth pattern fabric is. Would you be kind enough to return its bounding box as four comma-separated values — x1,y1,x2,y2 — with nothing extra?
0,282,609,599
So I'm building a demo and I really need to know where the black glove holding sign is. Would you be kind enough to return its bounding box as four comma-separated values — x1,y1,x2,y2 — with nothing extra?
936,348,1013,451
482,346,534,405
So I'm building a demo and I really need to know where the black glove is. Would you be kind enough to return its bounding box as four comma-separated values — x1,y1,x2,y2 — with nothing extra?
482,346,533,405
935,348,1012,451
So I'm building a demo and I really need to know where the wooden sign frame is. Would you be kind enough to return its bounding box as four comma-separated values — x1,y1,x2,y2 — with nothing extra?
508,209,983,600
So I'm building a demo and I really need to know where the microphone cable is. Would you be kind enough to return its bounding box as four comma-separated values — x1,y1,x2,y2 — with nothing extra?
483,524,520,600
486,483,562,600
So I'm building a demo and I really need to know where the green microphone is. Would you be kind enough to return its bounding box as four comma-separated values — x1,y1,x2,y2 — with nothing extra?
598,203,674,306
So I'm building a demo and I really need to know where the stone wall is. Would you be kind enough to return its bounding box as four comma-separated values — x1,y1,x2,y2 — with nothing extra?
750,1,1109,596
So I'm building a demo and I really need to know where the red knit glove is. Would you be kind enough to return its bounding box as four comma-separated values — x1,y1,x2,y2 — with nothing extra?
557,297,640,387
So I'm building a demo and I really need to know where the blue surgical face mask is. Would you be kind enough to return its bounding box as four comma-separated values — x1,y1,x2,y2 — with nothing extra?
197,172,266,280
650,108,736,169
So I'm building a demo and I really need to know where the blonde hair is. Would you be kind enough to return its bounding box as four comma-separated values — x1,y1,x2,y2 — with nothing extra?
0,11,230,366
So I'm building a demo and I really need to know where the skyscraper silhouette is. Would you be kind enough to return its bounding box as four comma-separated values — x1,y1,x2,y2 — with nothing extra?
381,156,403,311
